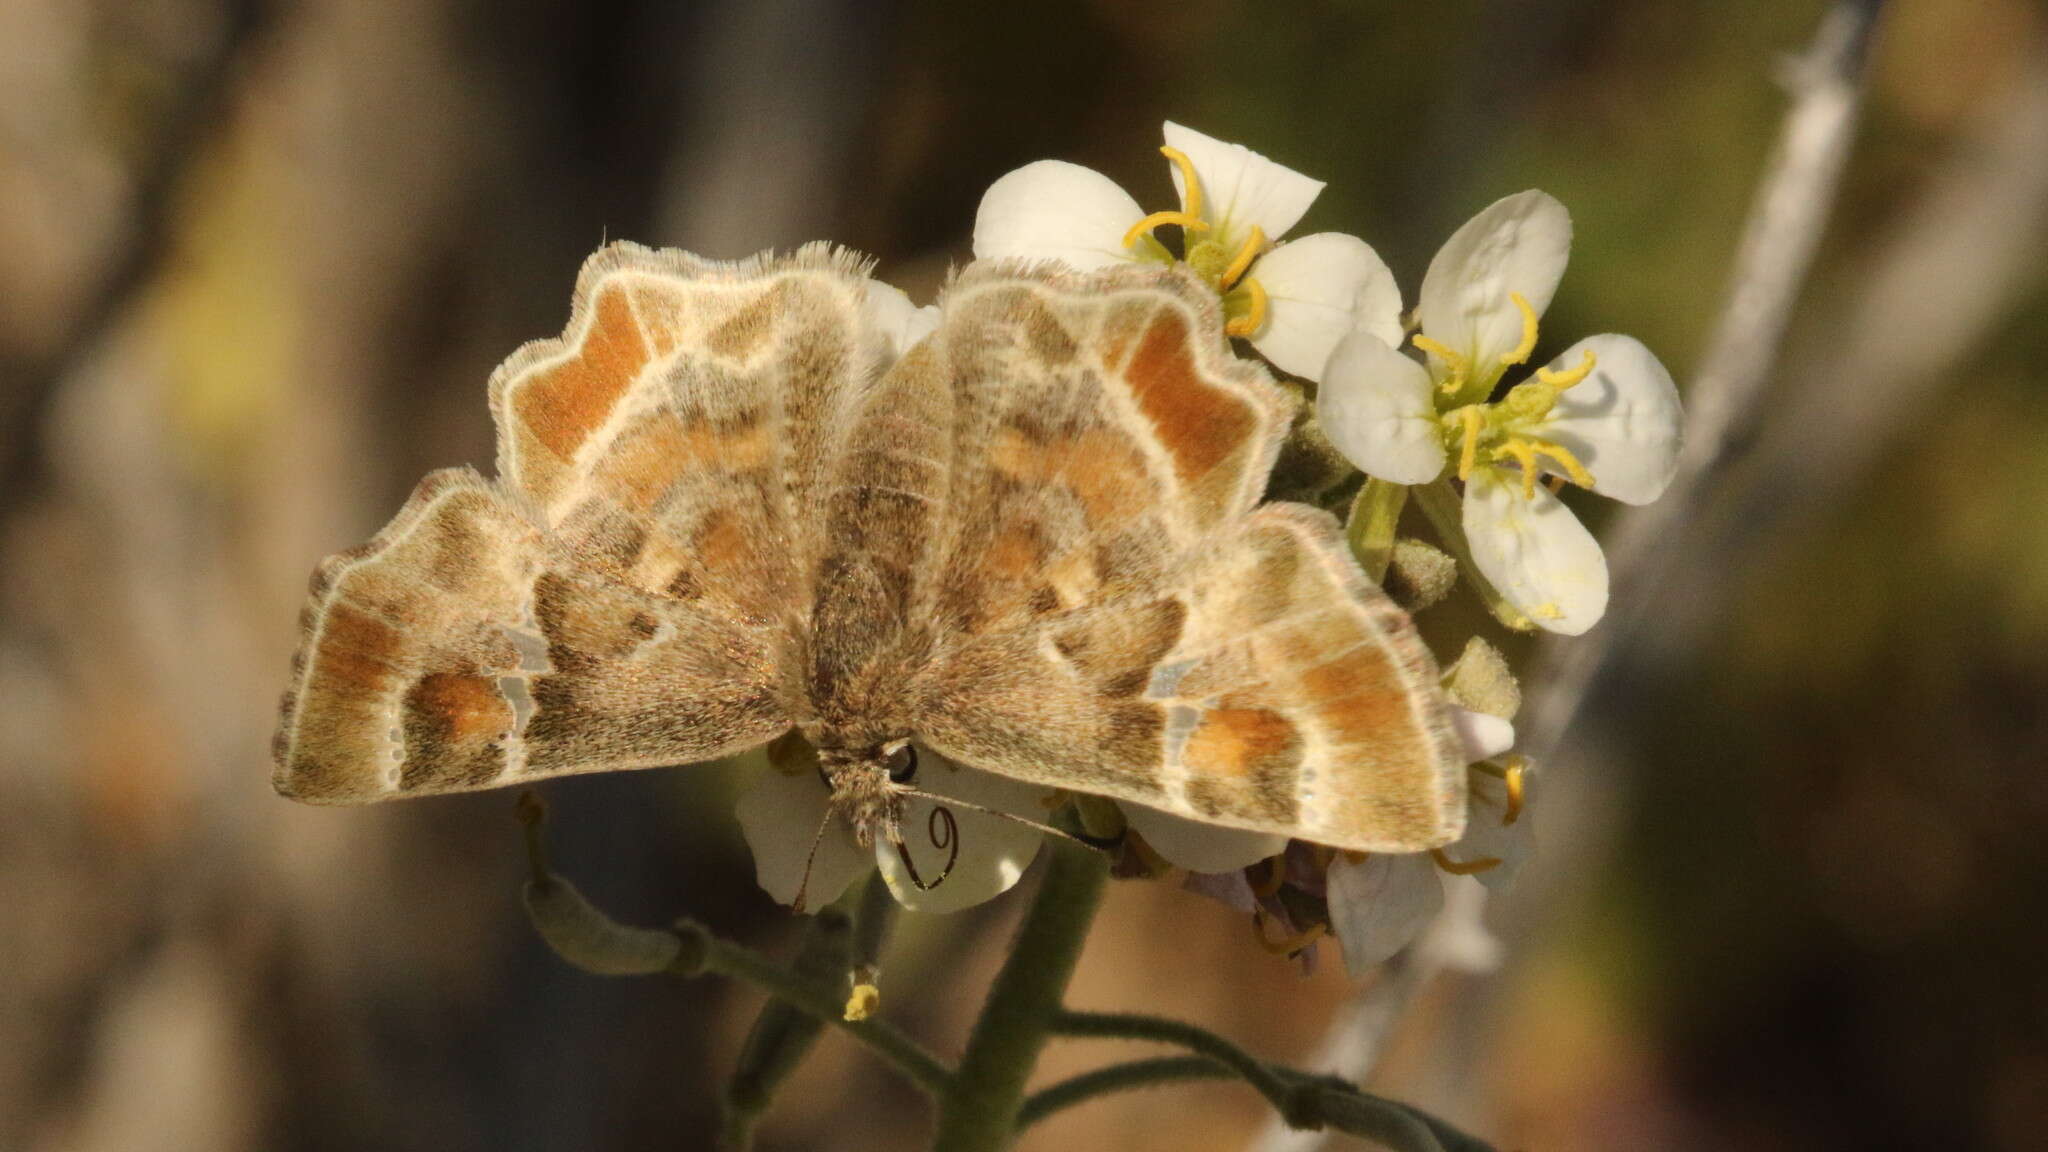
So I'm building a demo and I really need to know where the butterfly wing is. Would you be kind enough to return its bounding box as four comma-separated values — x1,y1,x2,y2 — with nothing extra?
489,242,889,616
274,469,786,802
907,267,1465,852
279,244,891,802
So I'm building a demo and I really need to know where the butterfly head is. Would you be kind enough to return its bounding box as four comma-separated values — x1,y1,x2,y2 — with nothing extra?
816,738,919,850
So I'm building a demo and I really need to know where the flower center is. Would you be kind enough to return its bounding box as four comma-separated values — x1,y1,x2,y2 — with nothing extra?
1423,294,1600,499
1122,145,1272,338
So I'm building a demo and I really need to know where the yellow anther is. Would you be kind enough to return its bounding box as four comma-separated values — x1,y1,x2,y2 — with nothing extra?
1412,334,1467,394
1529,439,1594,488
1224,278,1268,337
1253,911,1329,956
1251,855,1287,899
1122,210,1209,250
844,982,881,1022
1431,847,1502,876
1455,406,1484,481
1501,291,1540,366
1472,757,1529,825
1159,145,1203,220
1536,347,1597,389
1495,438,1593,498
1218,225,1267,291
1492,440,1544,498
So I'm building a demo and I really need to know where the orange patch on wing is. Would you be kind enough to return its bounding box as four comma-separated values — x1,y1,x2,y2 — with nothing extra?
406,672,512,743
1183,707,1296,781
1122,308,1253,488
984,525,1041,582
989,423,1151,524
695,508,755,576
517,283,651,460
309,603,405,693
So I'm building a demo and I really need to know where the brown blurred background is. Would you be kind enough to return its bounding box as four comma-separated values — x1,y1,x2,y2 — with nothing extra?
3,0,2045,1149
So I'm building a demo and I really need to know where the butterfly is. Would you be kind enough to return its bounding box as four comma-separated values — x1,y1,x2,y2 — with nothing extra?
272,242,1468,892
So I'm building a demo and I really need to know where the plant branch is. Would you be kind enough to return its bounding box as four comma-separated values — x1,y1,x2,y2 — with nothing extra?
930,838,1108,1150
516,797,950,1097
1051,1010,1296,1115
1047,1009,1487,1150
1522,0,1887,758
721,873,890,1150
1016,1056,1235,1129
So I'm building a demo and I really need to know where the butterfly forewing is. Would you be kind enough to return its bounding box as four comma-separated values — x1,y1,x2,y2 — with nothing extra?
277,245,895,802
905,266,1465,852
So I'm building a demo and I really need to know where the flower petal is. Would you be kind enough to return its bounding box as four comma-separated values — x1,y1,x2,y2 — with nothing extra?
1462,465,1609,635
876,756,1050,913
1452,707,1515,763
1456,766,1536,892
1327,852,1444,976
1162,121,1324,243
1417,190,1572,369
1121,802,1286,873
1317,332,1446,484
1245,232,1403,379
735,765,870,910
1532,334,1683,505
863,279,940,361
972,160,1144,270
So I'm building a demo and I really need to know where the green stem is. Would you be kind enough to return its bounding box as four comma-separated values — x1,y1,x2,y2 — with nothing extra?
1016,1057,1233,1129
929,838,1108,1151
675,920,953,1096
1050,1011,1295,1115
1346,477,1408,583
519,796,950,1097
1048,1011,1482,1151
722,874,892,1150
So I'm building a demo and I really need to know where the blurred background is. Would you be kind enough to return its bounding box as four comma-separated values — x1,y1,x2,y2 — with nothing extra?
3,0,2044,1148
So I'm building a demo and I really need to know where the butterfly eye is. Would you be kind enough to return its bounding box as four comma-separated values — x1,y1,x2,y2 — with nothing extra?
886,743,918,784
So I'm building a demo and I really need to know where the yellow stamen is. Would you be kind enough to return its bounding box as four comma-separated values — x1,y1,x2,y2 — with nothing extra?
1431,847,1502,876
1412,334,1467,394
1159,145,1203,219
1501,291,1540,366
1527,439,1594,488
1224,278,1268,337
1252,911,1329,956
843,982,881,1021
1122,210,1209,250
1492,440,1544,498
1536,348,1597,389
1502,758,1526,825
1456,406,1484,481
1251,855,1287,898
1218,225,1267,291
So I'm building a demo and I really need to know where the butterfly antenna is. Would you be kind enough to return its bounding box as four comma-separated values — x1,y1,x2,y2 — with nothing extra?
790,804,836,914
897,788,1113,858
889,805,961,892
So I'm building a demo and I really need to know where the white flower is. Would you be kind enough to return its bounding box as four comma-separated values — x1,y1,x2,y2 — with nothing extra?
1327,757,1535,977
735,746,1050,914
1316,190,1683,635
863,278,940,359
973,122,1400,381
1120,802,1288,873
